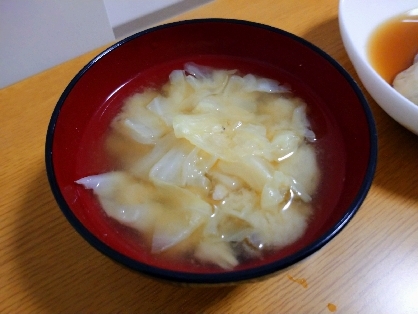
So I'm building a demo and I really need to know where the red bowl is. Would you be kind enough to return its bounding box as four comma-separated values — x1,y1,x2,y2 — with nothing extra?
45,19,377,285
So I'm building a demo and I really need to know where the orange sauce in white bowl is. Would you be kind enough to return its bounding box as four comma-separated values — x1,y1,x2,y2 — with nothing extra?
368,9,418,84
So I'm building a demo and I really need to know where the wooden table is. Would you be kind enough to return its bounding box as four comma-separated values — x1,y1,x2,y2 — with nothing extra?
1,0,418,312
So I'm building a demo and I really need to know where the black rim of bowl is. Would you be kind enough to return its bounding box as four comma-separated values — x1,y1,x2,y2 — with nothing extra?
45,18,378,285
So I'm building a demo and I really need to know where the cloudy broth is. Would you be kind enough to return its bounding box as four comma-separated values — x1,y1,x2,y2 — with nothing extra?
75,58,347,273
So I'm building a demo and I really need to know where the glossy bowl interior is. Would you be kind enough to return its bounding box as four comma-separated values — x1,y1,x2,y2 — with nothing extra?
339,0,418,135
46,19,377,285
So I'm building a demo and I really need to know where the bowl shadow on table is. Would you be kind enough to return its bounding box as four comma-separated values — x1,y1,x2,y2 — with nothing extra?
13,168,239,313
303,16,418,204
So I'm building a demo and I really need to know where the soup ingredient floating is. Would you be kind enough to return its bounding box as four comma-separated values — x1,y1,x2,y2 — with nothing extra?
368,8,418,83
367,7,418,105
76,63,320,270
393,54,418,105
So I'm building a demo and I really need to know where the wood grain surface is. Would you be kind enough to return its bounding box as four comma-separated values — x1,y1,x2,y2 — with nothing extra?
1,0,418,313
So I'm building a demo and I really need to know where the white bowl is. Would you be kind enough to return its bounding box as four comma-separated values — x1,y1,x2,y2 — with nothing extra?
339,0,418,135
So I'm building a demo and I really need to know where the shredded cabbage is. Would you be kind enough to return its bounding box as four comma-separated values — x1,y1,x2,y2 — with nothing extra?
76,63,319,270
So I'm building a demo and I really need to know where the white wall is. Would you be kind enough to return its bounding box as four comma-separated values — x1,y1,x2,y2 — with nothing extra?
0,0,212,89
0,0,114,89
103,0,183,29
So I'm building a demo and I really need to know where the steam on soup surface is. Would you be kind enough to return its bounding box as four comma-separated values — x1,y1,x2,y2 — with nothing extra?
76,63,320,270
